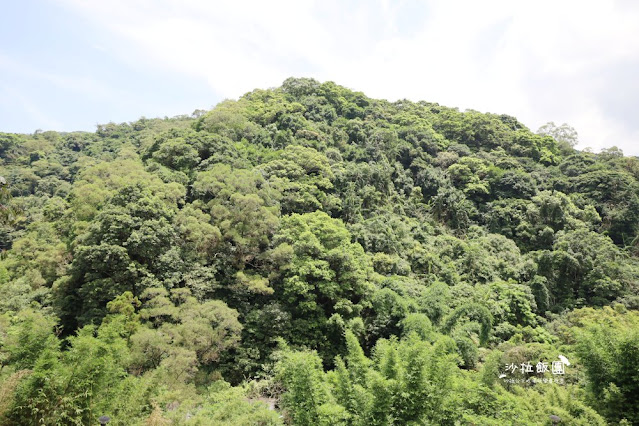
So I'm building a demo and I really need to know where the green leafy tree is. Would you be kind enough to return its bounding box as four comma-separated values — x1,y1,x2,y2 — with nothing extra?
276,349,335,425
56,184,181,329
537,121,578,152
576,313,639,424
269,212,373,358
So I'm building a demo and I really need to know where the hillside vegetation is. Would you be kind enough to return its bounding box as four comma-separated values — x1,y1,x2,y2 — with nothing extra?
0,78,638,425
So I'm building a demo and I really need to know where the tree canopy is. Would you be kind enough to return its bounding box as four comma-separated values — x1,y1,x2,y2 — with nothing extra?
0,78,637,424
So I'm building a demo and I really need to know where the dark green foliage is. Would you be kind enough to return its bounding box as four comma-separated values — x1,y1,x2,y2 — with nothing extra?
0,133,22,160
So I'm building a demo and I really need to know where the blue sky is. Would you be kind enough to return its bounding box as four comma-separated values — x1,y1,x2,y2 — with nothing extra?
0,1,216,130
2,0,638,154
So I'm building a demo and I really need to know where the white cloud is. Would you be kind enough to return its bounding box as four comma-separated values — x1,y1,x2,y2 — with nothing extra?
58,0,639,154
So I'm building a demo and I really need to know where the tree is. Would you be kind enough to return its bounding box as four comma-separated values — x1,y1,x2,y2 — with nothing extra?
0,176,19,226
441,303,493,346
130,287,242,379
56,184,181,329
430,185,475,232
192,164,279,268
269,212,373,358
261,144,338,215
537,228,634,309
537,122,578,152
576,313,639,424
276,350,335,425
4,316,145,425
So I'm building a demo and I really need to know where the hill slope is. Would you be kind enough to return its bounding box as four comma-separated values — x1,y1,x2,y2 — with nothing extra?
0,77,638,424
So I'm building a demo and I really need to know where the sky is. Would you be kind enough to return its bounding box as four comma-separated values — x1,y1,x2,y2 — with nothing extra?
1,0,638,155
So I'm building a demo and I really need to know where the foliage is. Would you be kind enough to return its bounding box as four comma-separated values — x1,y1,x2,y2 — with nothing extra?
0,77,637,423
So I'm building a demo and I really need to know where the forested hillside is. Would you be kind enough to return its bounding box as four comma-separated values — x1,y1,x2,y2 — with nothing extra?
1,78,638,425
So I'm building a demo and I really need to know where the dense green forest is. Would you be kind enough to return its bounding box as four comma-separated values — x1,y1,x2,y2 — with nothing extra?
1,77,638,425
